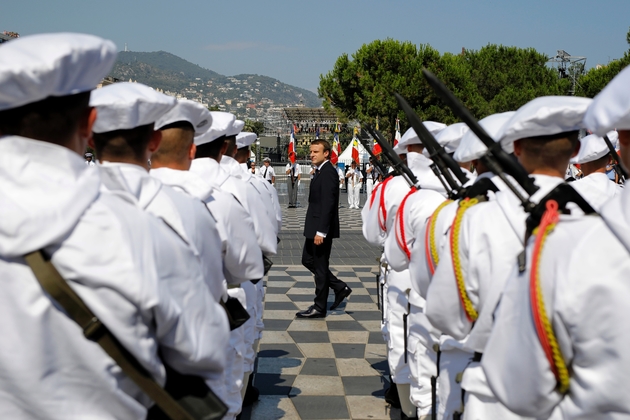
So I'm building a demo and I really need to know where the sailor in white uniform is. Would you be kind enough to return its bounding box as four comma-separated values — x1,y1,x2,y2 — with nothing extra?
190,112,275,410
346,160,364,209
0,33,228,420
426,96,592,420
148,100,262,419
362,122,447,418
482,65,630,420
237,132,283,233
568,132,623,210
89,81,231,403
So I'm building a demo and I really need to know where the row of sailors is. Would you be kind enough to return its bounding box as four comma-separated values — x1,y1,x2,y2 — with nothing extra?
362,71,630,419
0,33,280,419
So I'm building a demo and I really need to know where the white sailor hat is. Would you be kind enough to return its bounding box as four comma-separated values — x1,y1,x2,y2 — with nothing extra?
236,131,257,149
393,141,406,155
0,33,117,111
85,152,93,157
453,112,515,162
570,133,610,164
155,99,212,135
431,122,470,154
584,66,630,136
498,96,592,149
399,121,447,149
90,82,176,133
608,130,620,150
226,119,245,137
195,111,236,146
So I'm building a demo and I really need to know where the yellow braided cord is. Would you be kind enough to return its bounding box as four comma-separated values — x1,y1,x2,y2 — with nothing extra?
429,200,453,267
451,198,479,322
534,222,570,394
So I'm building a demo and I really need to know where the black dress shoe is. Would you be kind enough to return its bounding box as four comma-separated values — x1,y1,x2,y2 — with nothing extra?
330,286,352,310
242,374,259,407
296,305,326,318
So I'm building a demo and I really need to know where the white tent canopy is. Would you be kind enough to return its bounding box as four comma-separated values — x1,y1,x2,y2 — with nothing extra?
338,140,370,166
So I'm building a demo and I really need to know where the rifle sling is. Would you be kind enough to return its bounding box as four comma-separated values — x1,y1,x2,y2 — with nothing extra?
24,250,197,420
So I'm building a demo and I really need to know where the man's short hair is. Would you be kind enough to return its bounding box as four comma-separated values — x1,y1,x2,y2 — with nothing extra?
92,123,154,162
0,92,91,144
224,135,237,157
153,121,195,163
517,131,580,169
311,139,331,155
195,135,226,159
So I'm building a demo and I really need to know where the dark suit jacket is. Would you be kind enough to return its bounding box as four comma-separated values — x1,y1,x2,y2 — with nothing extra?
303,160,340,239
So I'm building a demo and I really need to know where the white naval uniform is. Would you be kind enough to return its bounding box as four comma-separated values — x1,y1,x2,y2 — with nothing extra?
98,161,230,401
346,167,363,208
0,136,228,420
362,151,447,389
384,188,446,415
220,156,276,362
222,155,279,238
426,175,565,420
150,167,263,419
483,185,630,419
365,163,376,198
245,162,283,232
192,157,277,256
570,171,622,211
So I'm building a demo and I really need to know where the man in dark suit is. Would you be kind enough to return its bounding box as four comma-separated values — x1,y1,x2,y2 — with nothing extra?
297,140,352,318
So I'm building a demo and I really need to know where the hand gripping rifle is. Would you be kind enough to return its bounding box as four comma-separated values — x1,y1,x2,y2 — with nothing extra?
603,134,628,181
364,124,419,189
394,93,470,200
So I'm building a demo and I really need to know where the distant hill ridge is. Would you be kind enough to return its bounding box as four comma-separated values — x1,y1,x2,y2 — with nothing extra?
111,51,321,108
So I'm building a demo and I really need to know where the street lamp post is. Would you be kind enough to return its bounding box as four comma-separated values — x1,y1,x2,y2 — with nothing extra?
255,139,260,165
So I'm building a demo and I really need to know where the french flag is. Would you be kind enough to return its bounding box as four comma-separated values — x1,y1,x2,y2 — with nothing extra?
289,124,296,164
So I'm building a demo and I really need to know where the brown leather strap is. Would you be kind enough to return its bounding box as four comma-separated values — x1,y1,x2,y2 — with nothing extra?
24,250,195,420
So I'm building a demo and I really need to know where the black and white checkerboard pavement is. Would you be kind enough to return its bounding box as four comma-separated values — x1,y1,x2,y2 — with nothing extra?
240,266,401,420
235,182,397,419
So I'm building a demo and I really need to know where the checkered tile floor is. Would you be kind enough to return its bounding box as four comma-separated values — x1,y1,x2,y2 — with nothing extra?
281,192,369,232
241,266,399,420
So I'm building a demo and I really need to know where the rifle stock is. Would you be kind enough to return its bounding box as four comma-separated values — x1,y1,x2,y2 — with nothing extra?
603,134,628,180
394,93,468,198
421,68,538,212
364,124,419,188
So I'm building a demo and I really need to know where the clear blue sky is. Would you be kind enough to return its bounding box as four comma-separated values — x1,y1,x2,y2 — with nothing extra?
4,0,629,93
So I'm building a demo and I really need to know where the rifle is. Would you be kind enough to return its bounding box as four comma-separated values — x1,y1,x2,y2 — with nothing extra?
421,69,599,273
603,134,628,181
422,68,539,212
394,93,469,199
364,124,419,189
357,129,391,182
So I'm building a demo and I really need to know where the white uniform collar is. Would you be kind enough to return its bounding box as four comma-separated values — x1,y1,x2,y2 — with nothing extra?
150,167,215,202
98,161,162,210
601,184,630,254
0,135,101,257
190,157,230,188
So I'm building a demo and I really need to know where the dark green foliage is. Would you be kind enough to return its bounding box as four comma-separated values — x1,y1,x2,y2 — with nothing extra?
319,39,576,134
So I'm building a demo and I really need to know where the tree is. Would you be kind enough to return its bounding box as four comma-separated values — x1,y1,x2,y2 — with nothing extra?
319,39,442,140
576,27,630,98
319,40,570,134
243,120,265,136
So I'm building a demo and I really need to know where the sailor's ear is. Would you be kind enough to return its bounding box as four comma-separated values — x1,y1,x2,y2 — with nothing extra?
147,130,162,154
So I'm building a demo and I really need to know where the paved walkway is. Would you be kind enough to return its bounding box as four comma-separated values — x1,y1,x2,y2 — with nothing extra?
241,188,399,419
